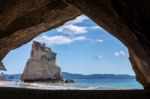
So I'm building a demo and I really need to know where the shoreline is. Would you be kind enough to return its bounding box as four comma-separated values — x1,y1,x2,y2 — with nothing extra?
0,80,143,90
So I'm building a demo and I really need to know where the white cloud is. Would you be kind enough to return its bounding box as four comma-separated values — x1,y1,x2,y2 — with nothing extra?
66,15,89,25
95,55,103,60
114,52,120,57
73,36,86,41
90,26,103,30
57,15,88,35
119,51,126,56
35,35,86,45
97,39,104,43
114,51,126,57
42,35,72,45
57,15,104,36
57,25,87,35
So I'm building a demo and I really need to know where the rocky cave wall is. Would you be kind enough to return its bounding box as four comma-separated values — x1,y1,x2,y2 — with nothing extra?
0,0,150,88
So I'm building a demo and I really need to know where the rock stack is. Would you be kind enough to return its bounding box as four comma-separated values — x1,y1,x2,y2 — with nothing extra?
0,62,6,71
21,41,62,82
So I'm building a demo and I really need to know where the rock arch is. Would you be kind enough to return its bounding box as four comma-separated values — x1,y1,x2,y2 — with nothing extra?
0,0,150,88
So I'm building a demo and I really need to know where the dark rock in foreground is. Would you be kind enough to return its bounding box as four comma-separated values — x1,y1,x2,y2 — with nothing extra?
0,87,150,99
21,41,62,82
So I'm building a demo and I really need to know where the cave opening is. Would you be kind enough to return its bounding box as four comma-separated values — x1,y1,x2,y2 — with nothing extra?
1,1,150,98
0,15,143,90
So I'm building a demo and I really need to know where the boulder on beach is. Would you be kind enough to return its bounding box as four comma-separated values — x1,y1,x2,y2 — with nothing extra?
64,79,75,83
21,41,62,82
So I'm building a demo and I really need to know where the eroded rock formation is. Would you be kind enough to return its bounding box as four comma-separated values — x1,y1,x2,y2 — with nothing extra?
21,41,62,82
0,0,150,88
0,62,6,71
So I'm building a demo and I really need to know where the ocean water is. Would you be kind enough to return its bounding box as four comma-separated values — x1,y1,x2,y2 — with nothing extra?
69,79,143,90
0,78,143,90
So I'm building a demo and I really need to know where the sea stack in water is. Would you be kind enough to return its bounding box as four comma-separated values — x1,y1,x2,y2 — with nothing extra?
21,41,62,82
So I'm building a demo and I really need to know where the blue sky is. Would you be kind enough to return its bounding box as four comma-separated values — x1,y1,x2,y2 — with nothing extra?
2,15,135,75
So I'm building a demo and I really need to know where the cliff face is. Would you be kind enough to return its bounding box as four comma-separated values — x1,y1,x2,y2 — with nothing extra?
21,41,62,82
0,0,150,88
0,62,6,71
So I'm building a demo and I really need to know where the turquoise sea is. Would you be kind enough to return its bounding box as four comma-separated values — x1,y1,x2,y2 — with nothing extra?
0,78,143,90
66,79,143,90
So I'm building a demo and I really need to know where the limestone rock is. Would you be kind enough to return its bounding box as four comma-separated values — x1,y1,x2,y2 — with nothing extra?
21,41,62,82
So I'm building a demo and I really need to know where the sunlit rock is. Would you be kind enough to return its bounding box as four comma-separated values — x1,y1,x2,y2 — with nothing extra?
21,41,62,82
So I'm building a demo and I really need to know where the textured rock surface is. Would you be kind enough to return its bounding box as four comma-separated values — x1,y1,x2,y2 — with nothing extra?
0,87,150,99
0,61,6,71
0,0,150,88
21,41,62,82
0,0,81,60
